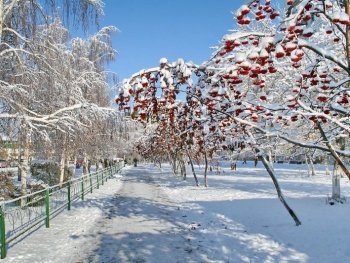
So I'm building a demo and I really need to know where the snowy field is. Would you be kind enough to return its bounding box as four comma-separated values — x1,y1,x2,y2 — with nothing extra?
150,161,350,263
1,161,350,263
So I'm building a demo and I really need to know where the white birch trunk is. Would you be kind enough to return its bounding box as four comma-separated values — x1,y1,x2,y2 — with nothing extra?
330,135,346,201
305,154,311,176
71,156,77,177
20,128,31,206
332,162,341,200
268,149,274,171
305,154,315,177
309,157,316,176
323,153,330,176
59,148,66,185
83,156,89,176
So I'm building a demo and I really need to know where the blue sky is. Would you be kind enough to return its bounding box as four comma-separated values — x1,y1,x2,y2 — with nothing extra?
99,0,243,82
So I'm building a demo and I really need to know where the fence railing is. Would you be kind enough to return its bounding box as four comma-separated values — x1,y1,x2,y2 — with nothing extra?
0,164,122,259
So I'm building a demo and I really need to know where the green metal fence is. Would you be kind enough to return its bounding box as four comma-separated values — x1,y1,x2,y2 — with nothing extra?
0,164,122,259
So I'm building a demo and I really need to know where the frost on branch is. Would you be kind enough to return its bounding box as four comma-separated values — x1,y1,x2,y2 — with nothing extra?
115,58,198,123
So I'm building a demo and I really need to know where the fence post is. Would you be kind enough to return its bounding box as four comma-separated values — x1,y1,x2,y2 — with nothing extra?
96,172,99,189
81,177,85,201
67,182,71,211
45,189,50,228
0,207,6,259
101,171,104,185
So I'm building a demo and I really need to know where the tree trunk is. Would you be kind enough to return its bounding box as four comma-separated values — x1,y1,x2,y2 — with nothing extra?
166,151,176,175
179,157,187,180
185,148,199,186
59,136,67,185
332,162,342,200
333,136,346,201
95,160,98,171
20,128,31,206
268,148,274,170
83,156,89,175
324,154,330,176
0,1,3,44
260,154,302,226
317,122,350,180
73,156,77,177
305,154,315,176
169,154,178,176
203,151,208,187
309,155,316,176
345,0,350,69
59,151,66,185
317,122,349,202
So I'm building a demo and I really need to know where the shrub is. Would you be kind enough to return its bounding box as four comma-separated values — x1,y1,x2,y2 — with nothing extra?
30,162,72,186
0,171,21,200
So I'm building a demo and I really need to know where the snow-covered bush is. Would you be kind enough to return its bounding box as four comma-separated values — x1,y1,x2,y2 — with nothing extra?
30,162,72,186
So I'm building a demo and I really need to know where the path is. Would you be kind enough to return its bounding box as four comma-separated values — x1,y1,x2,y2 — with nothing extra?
1,165,211,263
74,165,208,263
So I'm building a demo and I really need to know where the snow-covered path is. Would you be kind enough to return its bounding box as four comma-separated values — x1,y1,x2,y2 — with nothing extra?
76,166,205,263
1,165,207,263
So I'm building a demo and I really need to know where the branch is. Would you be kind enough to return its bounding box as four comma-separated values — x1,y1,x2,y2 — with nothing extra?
298,39,349,73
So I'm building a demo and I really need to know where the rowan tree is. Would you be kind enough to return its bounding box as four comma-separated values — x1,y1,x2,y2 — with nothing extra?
116,0,350,225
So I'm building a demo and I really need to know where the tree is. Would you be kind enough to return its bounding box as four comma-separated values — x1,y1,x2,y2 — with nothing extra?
115,0,350,225
228,0,350,201
0,1,114,194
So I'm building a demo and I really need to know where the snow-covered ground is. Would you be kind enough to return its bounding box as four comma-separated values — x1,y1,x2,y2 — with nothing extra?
1,161,350,263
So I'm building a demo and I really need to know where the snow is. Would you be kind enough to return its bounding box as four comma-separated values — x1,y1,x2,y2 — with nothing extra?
2,161,350,263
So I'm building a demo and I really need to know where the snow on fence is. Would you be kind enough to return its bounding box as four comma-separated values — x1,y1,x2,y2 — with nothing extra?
0,164,122,259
